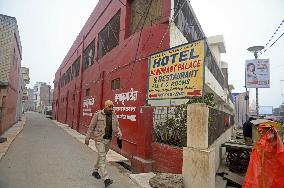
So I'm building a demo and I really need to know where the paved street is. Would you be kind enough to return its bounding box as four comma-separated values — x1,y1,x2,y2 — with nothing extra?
0,112,138,188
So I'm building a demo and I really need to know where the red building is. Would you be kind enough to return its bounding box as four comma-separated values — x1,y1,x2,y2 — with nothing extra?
0,14,22,135
53,0,230,173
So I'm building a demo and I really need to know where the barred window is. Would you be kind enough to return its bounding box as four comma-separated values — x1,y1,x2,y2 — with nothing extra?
86,88,90,96
60,73,66,87
64,73,68,86
83,39,96,70
72,57,81,78
66,67,72,83
130,0,163,35
173,0,204,42
98,11,120,58
111,78,120,90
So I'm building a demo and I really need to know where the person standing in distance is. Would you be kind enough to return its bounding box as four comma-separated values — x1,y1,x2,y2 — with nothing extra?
85,100,122,187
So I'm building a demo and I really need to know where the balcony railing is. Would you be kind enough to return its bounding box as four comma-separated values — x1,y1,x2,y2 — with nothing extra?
204,43,225,89
172,0,226,90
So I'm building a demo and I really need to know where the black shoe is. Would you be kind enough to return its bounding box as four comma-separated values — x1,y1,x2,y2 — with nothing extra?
117,138,122,149
104,179,113,187
92,171,101,179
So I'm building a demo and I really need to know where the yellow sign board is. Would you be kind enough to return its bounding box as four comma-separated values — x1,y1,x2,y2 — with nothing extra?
147,39,205,100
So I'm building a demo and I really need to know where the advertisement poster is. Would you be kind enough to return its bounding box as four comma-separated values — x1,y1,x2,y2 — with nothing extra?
245,59,270,88
147,39,205,100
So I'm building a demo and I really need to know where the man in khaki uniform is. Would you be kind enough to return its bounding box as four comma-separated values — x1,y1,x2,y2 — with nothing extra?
85,100,122,187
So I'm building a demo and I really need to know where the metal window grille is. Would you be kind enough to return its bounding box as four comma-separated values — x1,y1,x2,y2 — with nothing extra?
72,57,80,78
83,39,96,70
98,11,120,58
86,88,90,96
111,78,120,90
130,0,163,35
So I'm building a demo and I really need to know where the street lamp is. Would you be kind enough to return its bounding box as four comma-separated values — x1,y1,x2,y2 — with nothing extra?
247,45,264,117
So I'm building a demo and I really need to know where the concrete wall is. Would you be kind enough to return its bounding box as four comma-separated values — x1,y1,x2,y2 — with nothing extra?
211,127,232,173
207,35,226,68
183,103,233,188
152,142,183,173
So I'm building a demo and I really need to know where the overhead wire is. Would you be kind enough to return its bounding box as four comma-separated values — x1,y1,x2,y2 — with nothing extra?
104,0,190,91
268,32,284,48
121,0,154,90
92,0,156,88
259,19,284,56
111,0,186,61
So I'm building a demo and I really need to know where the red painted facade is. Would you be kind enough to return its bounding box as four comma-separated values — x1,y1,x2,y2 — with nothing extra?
3,38,21,131
53,0,234,174
53,0,177,172
151,142,183,174
0,15,22,134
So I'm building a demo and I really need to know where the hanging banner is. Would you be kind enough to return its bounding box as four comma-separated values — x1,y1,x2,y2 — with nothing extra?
147,39,205,100
245,59,270,88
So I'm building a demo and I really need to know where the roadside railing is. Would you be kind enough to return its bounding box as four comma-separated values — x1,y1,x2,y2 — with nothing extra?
152,105,234,147
153,105,187,147
208,107,234,146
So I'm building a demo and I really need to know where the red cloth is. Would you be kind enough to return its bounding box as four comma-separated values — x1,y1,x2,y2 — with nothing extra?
243,126,284,188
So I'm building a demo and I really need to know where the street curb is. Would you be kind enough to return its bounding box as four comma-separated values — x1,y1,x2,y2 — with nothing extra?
0,114,26,160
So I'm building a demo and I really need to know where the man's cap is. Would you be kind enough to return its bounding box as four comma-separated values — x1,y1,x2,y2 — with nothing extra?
105,100,114,108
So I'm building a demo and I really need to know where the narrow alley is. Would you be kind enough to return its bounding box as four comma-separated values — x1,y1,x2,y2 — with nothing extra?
0,112,138,188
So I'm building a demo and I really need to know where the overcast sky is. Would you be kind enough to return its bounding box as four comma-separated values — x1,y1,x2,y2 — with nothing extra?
0,0,283,108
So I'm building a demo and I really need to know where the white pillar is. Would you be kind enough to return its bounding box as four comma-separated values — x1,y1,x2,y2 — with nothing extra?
183,103,215,188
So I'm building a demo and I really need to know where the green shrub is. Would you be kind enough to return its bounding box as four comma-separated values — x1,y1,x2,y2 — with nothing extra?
153,93,216,147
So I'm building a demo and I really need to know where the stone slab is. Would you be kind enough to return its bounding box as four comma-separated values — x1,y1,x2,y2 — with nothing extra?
129,172,156,188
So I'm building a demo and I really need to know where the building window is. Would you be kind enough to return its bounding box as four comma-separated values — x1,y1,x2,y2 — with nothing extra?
1,96,6,107
60,73,66,87
98,11,121,58
13,48,15,65
173,0,204,42
72,57,81,78
60,76,63,87
130,0,163,35
66,67,72,83
83,39,96,70
111,78,120,90
72,94,75,100
63,73,67,86
86,88,90,96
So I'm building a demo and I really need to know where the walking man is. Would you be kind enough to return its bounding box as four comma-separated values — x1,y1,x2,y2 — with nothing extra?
85,100,122,187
